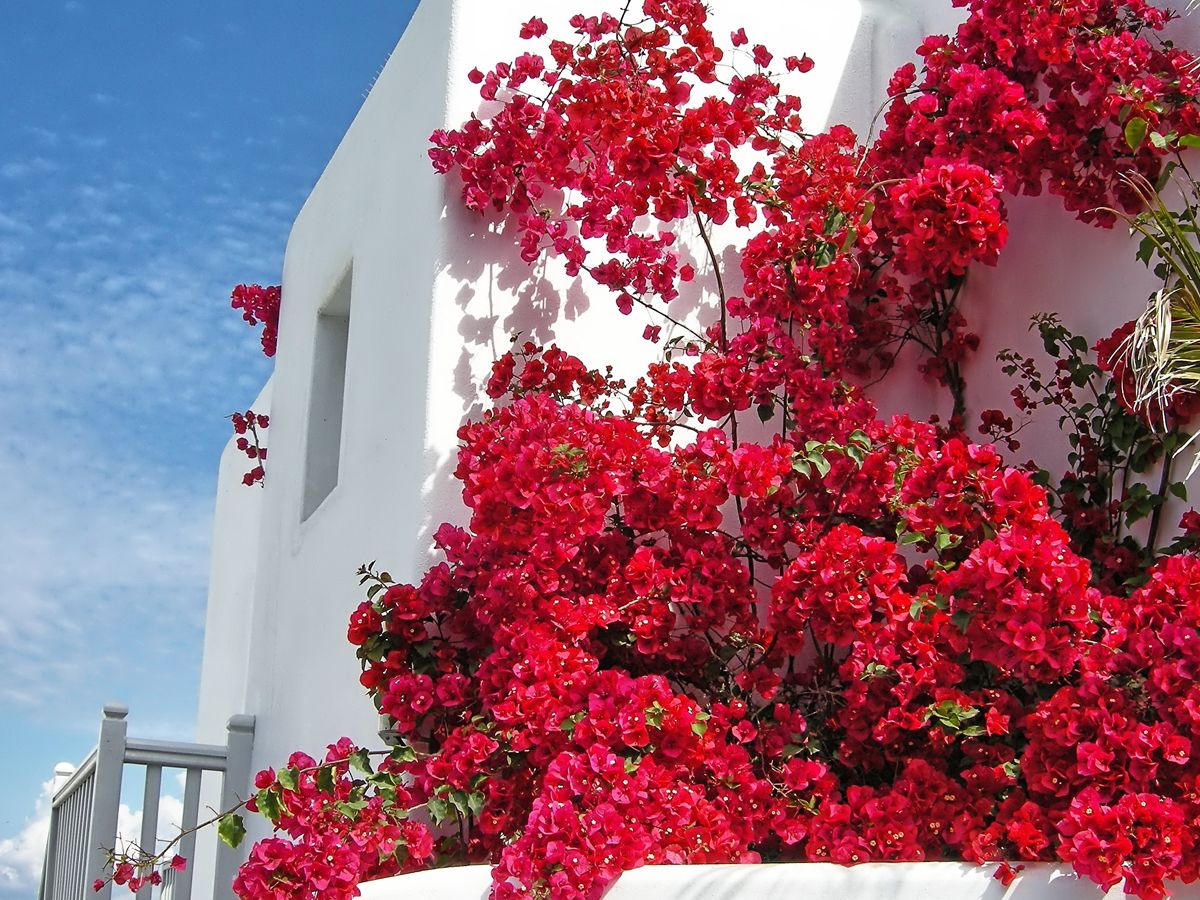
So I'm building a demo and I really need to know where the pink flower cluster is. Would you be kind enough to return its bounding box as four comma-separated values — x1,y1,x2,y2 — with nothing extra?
230,409,269,486
233,740,434,900
94,855,185,894
231,284,281,358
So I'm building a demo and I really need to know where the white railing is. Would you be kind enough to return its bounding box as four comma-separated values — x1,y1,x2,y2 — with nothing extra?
39,705,255,900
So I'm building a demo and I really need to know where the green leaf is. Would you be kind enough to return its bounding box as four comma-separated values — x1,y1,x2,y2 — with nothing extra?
390,745,418,764
560,711,586,734
255,787,283,821
861,662,892,680
218,814,246,849
1170,481,1189,501
1149,130,1169,149
335,798,370,819
1125,117,1149,151
757,403,774,423
366,583,384,600
427,796,451,825
1180,134,1200,148
316,765,337,795
809,454,832,478
644,702,665,728
448,789,472,816
691,719,708,736
349,749,374,776
467,791,486,818
276,767,300,792
1156,160,1179,192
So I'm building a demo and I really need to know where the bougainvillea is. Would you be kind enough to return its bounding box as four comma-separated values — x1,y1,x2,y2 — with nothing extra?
231,284,281,359
228,284,279,488
230,409,269,487
105,2,1200,899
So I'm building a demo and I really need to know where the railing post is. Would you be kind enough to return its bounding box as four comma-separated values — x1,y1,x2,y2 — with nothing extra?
214,715,256,899
87,704,128,900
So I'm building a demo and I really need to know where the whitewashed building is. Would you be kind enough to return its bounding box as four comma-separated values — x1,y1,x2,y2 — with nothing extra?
41,1,1200,898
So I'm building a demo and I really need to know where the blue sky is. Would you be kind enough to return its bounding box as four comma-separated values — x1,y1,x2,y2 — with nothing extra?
0,1,419,893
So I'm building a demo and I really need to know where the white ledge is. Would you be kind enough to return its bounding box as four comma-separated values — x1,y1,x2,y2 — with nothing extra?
360,861,1199,899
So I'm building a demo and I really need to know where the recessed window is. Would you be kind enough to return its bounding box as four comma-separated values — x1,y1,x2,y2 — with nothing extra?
302,265,352,520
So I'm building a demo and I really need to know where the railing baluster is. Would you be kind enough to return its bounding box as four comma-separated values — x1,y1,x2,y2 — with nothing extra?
81,771,97,900
67,787,82,900
74,783,87,900
81,776,95,900
58,791,72,900
60,788,75,900
172,769,202,900
134,765,162,900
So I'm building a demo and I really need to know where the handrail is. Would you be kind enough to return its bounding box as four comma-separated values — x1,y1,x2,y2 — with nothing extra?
123,739,229,771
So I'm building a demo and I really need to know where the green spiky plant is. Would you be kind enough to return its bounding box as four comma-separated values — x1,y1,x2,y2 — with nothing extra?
1110,164,1200,468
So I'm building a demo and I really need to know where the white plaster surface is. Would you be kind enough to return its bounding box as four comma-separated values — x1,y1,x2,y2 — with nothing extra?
192,0,1200,882
358,862,1200,899
191,377,272,900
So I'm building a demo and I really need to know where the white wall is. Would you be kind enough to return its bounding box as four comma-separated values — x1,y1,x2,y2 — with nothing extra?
357,861,1200,899
191,378,271,900
194,0,1200,863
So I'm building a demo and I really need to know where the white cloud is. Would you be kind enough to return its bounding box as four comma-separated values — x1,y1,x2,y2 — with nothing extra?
116,793,186,858
0,775,186,894
0,778,52,892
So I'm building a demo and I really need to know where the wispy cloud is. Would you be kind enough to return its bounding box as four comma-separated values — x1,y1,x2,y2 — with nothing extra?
0,113,291,728
0,157,57,179
0,445,212,709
